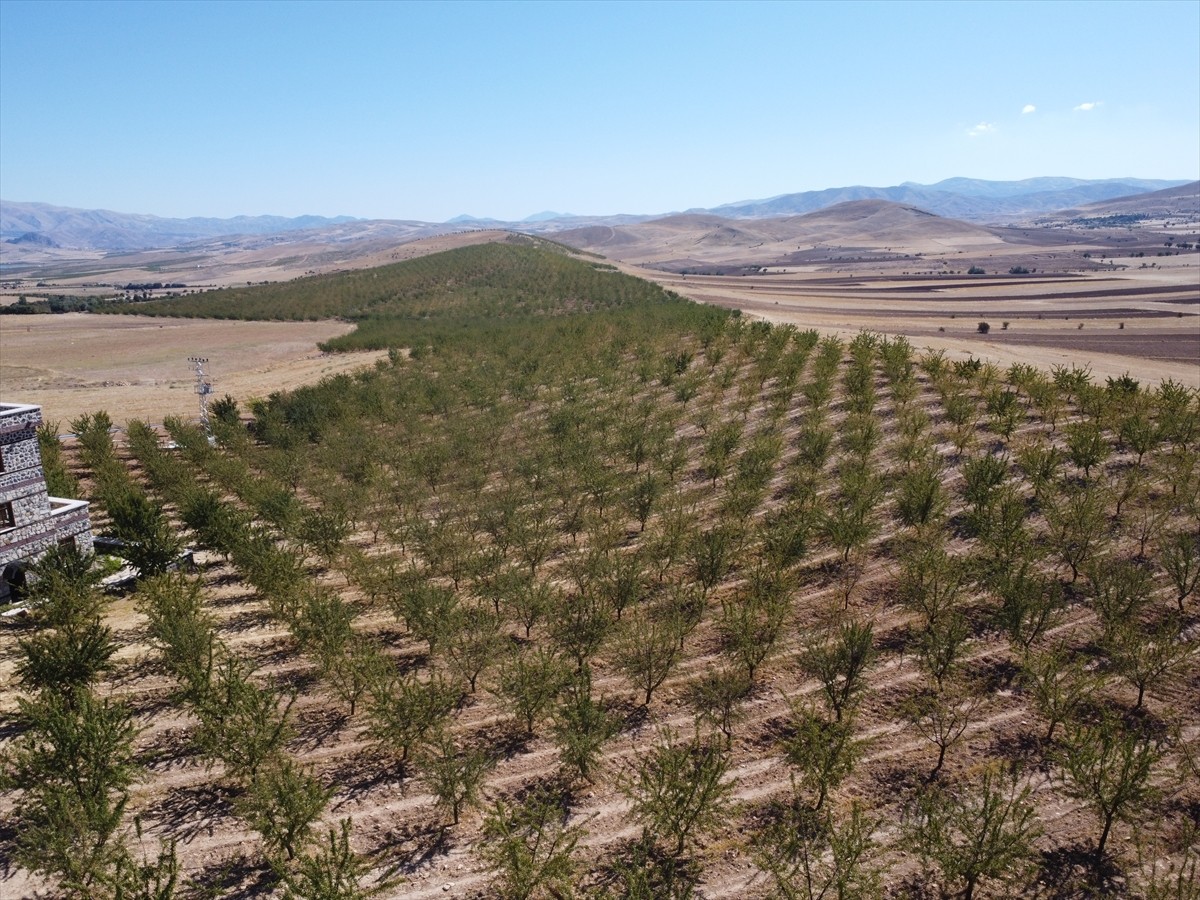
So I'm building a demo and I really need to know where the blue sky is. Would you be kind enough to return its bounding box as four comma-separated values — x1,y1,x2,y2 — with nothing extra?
1,0,1197,222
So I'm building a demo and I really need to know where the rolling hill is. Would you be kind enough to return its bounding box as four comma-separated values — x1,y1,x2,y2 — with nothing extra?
555,200,1010,268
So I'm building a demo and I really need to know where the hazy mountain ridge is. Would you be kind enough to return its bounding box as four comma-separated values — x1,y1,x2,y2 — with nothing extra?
1046,181,1200,219
708,178,1189,221
1,177,1191,256
0,201,360,250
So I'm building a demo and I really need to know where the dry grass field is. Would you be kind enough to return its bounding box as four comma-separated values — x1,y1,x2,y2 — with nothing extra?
0,314,388,425
633,264,1200,388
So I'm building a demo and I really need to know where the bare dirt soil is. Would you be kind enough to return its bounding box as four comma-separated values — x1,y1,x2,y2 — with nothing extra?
0,314,388,425
633,264,1200,387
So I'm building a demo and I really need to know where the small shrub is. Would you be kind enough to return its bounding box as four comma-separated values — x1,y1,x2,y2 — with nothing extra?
977,322,991,334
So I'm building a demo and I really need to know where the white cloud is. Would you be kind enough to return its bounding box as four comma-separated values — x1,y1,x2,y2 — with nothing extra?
967,122,996,138
1022,104,1036,114
1074,101,1101,111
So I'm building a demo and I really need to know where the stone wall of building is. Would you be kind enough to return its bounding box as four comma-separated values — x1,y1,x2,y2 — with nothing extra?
0,403,95,590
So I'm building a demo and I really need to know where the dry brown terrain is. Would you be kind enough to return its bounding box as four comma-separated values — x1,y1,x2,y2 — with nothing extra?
0,314,388,425
0,229,515,299
623,261,1200,388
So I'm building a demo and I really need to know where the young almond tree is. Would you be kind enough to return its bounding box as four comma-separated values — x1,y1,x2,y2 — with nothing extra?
550,668,619,783
1101,615,1196,711
238,757,332,870
614,610,684,707
282,819,383,900
904,687,984,781
1055,714,1164,863
802,618,876,723
418,729,495,826
685,668,751,749
784,706,864,812
905,764,1042,900
755,798,885,900
5,690,140,896
1159,528,1200,613
1020,645,1100,744
622,728,733,856
478,786,584,900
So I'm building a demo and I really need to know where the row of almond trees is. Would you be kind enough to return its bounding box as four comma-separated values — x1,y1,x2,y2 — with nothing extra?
38,314,1200,896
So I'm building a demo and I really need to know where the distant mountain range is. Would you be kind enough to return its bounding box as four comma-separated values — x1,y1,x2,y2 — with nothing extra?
702,177,1190,221
1,177,1193,254
0,201,360,251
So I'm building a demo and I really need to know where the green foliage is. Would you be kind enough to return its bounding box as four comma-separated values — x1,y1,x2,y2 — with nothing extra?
904,764,1041,900
238,757,332,867
24,544,106,627
17,616,118,694
802,619,876,723
755,799,884,900
895,462,948,529
614,609,684,705
496,646,570,737
783,707,864,812
37,420,80,498
1055,714,1164,860
622,728,733,856
479,785,583,900
192,657,295,783
366,669,458,763
283,819,382,900
684,668,751,749
550,669,619,782
418,730,495,825
105,488,183,577
5,690,140,895
136,573,217,702
100,242,726,356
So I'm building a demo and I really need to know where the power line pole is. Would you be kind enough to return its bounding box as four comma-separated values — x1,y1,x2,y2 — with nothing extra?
188,356,214,438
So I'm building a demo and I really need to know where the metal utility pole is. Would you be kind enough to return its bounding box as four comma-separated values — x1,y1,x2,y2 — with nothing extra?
188,356,214,438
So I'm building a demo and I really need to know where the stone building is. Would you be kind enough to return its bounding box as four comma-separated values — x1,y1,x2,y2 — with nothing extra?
1,402,93,601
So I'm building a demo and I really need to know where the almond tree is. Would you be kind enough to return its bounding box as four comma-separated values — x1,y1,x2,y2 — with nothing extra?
719,567,791,683
754,799,884,900
1102,615,1196,711
784,706,864,812
282,819,382,900
614,610,684,706
238,757,332,869
495,646,570,737
419,730,495,826
1020,645,1099,744
685,668,751,749
550,669,619,782
991,563,1065,655
365,670,458,765
622,728,733,856
1055,714,1163,863
5,690,139,896
905,764,1042,900
1159,529,1200,613
1045,482,1109,582
479,786,583,900
802,619,876,723
904,688,984,781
